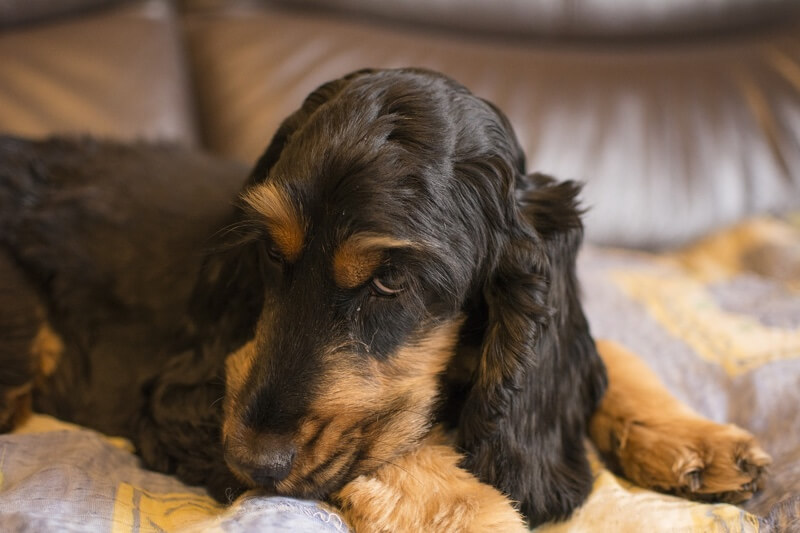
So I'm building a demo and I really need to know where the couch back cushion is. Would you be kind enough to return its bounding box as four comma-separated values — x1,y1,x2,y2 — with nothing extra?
276,0,800,38
185,5,800,248
0,0,198,146
0,0,124,28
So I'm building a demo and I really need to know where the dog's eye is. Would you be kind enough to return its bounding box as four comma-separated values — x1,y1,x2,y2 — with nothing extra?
369,277,403,297
264,243,283,264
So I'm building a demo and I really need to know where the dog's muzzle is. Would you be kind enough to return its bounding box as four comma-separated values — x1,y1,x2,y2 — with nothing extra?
224,431,297,487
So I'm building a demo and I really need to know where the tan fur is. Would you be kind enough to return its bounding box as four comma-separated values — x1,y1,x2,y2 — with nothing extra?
332,233,415,289
224,340,257,400
222,338,258,468
590,339,771,502
670,217,800,285
334,428,527,533
221,319,464,495
0,383,33,432
241,183,306,262
286,320,463,491
0,323,64,432
31,322,64,377
221,322,772,523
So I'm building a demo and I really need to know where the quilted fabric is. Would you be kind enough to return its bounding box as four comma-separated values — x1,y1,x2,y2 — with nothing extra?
0,215,798,532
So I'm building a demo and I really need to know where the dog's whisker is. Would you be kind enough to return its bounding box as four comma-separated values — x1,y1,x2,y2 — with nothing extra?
209,396,224,408
211,221,252,240
394,408,432,419
366,330,379,352
327,339,371,355
359,457,422,486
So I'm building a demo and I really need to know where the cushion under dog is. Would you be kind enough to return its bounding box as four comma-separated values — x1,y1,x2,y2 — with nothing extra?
2,213,798,532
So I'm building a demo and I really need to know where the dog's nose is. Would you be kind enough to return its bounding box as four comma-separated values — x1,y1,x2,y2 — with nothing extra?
225,432,297,485
249,437,296,484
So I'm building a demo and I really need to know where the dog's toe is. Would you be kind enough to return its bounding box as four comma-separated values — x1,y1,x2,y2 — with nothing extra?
672,424,771,504
606,416,771,504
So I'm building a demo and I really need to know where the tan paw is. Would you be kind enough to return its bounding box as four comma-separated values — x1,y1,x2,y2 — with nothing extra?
609,416,771,504
669,422,771,503
333,431,526,533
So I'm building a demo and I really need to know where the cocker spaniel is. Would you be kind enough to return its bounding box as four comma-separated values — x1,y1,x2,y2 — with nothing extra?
0,68,770,530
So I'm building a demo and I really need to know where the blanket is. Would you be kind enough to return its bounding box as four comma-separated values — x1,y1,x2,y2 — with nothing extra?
1,215,798,532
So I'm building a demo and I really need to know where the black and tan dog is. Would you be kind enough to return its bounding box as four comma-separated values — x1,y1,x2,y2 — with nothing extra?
0,68,770,530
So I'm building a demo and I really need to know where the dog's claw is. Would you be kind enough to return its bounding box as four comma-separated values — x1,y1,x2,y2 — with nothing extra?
686,469,702,492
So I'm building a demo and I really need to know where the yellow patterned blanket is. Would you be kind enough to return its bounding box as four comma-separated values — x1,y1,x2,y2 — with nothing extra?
1,216,798,532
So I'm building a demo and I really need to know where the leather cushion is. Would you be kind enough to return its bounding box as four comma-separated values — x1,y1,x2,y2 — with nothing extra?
0,0,198,145
273,0,800,38
185,5,800,247
0,0,123,28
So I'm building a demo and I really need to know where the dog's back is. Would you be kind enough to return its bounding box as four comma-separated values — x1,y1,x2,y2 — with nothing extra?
0,136,246,436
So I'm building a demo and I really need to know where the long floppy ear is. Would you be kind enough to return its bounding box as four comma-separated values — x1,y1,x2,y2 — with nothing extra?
458,173,607,527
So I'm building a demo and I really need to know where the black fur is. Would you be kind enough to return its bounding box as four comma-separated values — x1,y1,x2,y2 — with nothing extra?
456,173,607,523
0,68,607,527
0,137,246,497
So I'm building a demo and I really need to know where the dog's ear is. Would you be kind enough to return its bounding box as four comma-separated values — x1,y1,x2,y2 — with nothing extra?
458,173,607,527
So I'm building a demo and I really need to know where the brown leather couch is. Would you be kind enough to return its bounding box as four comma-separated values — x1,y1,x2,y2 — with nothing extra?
2,0,799,247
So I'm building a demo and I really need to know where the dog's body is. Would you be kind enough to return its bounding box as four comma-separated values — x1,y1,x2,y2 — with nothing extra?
0,69,770,530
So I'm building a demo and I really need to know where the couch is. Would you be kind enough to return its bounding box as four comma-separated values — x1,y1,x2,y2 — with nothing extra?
3,0,800,248
1,1,799,531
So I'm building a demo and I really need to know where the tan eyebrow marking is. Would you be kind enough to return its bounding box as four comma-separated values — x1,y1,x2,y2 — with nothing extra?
332,233,415,289
241,183,306,262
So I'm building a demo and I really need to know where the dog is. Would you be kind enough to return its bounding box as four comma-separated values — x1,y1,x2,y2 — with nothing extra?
0,68,770,530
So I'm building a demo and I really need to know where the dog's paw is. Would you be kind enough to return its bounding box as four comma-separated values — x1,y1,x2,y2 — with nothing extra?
611,417,771,504
667,421,771,503
333,430,527,533
592,340,771,505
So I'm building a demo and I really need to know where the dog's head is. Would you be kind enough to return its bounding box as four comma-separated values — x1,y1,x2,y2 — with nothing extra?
206,69,606,525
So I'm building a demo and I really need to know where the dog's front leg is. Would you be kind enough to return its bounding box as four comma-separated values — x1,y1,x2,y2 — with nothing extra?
332,428,527,533
590,340,771,502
